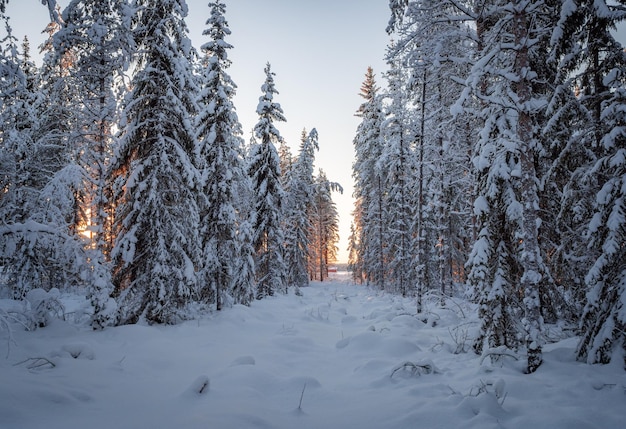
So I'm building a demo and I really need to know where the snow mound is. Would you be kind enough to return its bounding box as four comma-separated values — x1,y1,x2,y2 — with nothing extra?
52,343,96,360
230,355,256,366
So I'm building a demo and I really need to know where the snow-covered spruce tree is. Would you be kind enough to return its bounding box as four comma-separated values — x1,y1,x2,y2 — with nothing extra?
110,0,200,325
462,0,558,373
309,170,342,282
0,15,43,298
541,0,593,319
563,0,626,367
1,11,96,301
350,67,386,288
578,73,626,366
55,0,131,254
0,17,36,212
36,8,86,236
232,211,256,305
195,0,253,309
389,0,477,299
278,136,294,191
546,1,625,325
249,63,287,299
347,222,361,281
284,128,318,293
379,57,418,297
53,0,132,329
494,0,578,325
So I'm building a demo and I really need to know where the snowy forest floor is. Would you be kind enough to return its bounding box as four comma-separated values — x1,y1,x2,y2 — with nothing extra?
1,272,625,429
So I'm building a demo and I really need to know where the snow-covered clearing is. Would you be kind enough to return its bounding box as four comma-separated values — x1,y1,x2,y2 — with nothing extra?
1,273,624,429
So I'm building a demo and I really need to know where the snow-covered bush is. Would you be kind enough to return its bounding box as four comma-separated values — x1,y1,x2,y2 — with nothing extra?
25,288,65,327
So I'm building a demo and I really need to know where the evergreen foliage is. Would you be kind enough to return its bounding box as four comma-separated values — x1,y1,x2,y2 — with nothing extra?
284,129,318,293
53,0,131,329
0,10,89,303
249,63,287,298
110,0,200,324
196,0,253,309
379,57,417,297
309,170,342,282
560,0,626,367
350,67,386,288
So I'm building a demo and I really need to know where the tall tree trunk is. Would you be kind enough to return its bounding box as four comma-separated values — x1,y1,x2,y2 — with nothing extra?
416,67,427,313
514,2,543,373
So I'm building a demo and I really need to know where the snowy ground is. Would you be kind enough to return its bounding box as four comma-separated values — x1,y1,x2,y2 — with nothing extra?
1,273,624,429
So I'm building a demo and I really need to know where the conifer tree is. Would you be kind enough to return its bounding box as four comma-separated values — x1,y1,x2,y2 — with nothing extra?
278,138,294,191
386,0,476,303
351,67,386,288
249,63,287,298
309,170,341,281
196,0,253,309
55,0,131,253
379,58,417,297
110,0,200,324
559,0,626,367
0,15,44,298
53,0,131,328
1,11,93,300
347,222,361,282
284,128,318,293
463,0,554,373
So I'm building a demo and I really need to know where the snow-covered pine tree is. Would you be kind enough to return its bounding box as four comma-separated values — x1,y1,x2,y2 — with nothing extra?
195,0,253,309
278,136,294,191
110,0,200,325
309,170,342,282
465,0,518,360
379,57,417,297
249,63,287,298
53,0,131,329
1,10,96,301
542,6,589,318
284,128,318,293
55,0,131,254
346,222,361,282
0,14,45,298
351,67,386,288
561,0,626,367
462,0,556,373
388,0,476,299
578,67,626,367
231,212,255,306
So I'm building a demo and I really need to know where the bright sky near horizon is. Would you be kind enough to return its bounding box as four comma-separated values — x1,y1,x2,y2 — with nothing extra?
4,0,391,264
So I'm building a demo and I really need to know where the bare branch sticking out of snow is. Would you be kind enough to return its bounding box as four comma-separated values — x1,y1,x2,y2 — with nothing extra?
14,357,56,370
183,375,210,397
479,347,520,366
390,360,440,378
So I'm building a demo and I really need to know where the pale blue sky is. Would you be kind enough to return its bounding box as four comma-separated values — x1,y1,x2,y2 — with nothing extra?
5,0,391,263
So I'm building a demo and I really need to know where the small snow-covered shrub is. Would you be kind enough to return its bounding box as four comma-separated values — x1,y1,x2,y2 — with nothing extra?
479,345,520,368
26,288,65,327
468,378,507,405
51,343,96,360
448,324,472,354
0,307,14,357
